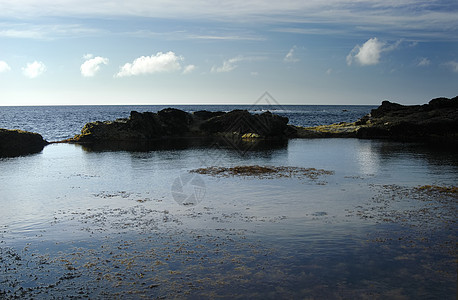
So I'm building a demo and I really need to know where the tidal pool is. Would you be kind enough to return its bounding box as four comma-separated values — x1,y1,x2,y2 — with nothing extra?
0,139,456,298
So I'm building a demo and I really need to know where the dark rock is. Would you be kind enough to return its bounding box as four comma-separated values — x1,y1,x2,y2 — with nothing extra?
0,129,48,157
67,108,292,144
355,115,370,125
192,110,225,121
157,108,193,136
295,95,458,146
356,126,390,139
357,96,458,144
427,96,458,109
199,110,290,138
129,111,163,138
370,100,406,118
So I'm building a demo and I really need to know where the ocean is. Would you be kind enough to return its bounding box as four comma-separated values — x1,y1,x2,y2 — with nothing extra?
0,105,374,141
0,104,457,298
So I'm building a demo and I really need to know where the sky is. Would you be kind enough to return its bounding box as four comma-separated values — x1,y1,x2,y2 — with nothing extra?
0,0,457,106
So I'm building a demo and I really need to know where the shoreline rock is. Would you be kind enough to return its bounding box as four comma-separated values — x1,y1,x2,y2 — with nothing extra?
294,96,458,145
0,129,49,157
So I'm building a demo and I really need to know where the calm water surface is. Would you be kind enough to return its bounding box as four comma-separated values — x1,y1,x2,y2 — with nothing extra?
0,139,457,298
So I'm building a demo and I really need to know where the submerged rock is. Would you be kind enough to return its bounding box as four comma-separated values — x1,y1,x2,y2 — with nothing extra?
0,129,48,157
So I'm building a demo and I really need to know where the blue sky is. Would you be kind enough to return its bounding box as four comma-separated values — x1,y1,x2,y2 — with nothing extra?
0,0,457,105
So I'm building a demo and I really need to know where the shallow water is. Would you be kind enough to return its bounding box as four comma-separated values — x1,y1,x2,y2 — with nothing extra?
0,139,457,298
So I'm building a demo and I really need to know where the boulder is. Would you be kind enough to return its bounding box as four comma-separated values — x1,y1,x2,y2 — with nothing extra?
0,129,48,157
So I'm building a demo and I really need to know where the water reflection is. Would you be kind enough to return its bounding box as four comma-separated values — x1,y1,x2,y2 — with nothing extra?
354,140,379,175
78,137,288,153
0,139,456,298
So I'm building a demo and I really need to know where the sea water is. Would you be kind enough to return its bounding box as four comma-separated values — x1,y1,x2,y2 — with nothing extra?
0,106,457,298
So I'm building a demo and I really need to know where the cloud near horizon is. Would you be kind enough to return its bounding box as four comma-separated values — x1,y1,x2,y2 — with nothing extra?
81,55,109,77
22,61,46,78
0,61,11,73
115,51,183,77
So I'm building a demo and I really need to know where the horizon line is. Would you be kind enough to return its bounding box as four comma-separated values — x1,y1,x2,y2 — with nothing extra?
0,103,379,107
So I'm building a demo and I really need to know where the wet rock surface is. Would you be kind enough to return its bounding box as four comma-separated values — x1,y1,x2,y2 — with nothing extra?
0,129,48,157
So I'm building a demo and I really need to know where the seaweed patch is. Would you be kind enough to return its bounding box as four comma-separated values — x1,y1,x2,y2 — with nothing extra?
190,165,334,180
416,185,458,195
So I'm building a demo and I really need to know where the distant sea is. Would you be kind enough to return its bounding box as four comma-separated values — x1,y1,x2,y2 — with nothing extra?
0,105,375,141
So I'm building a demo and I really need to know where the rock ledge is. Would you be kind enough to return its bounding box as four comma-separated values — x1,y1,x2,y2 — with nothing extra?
0,129,49,157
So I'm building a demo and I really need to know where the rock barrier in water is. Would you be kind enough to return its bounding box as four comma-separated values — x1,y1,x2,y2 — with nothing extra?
0,129,48,157
65,108,293,143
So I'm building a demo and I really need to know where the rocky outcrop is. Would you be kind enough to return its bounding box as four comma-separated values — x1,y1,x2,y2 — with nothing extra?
65,96,458,148
357,96,458,143
66,108,292,144
0,129,48,157
295,96,458,145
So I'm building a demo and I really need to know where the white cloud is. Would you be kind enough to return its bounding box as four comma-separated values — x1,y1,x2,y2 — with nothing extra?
81,56,109,77
182,64,196,74
284,46,299,63
417,57,430,67
211,56,244,73
0,61,11,73
445,61,458,73
83,53,93,60
346,37,404,66
115,51,183,77
22,61,46,78
347,38,384,66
